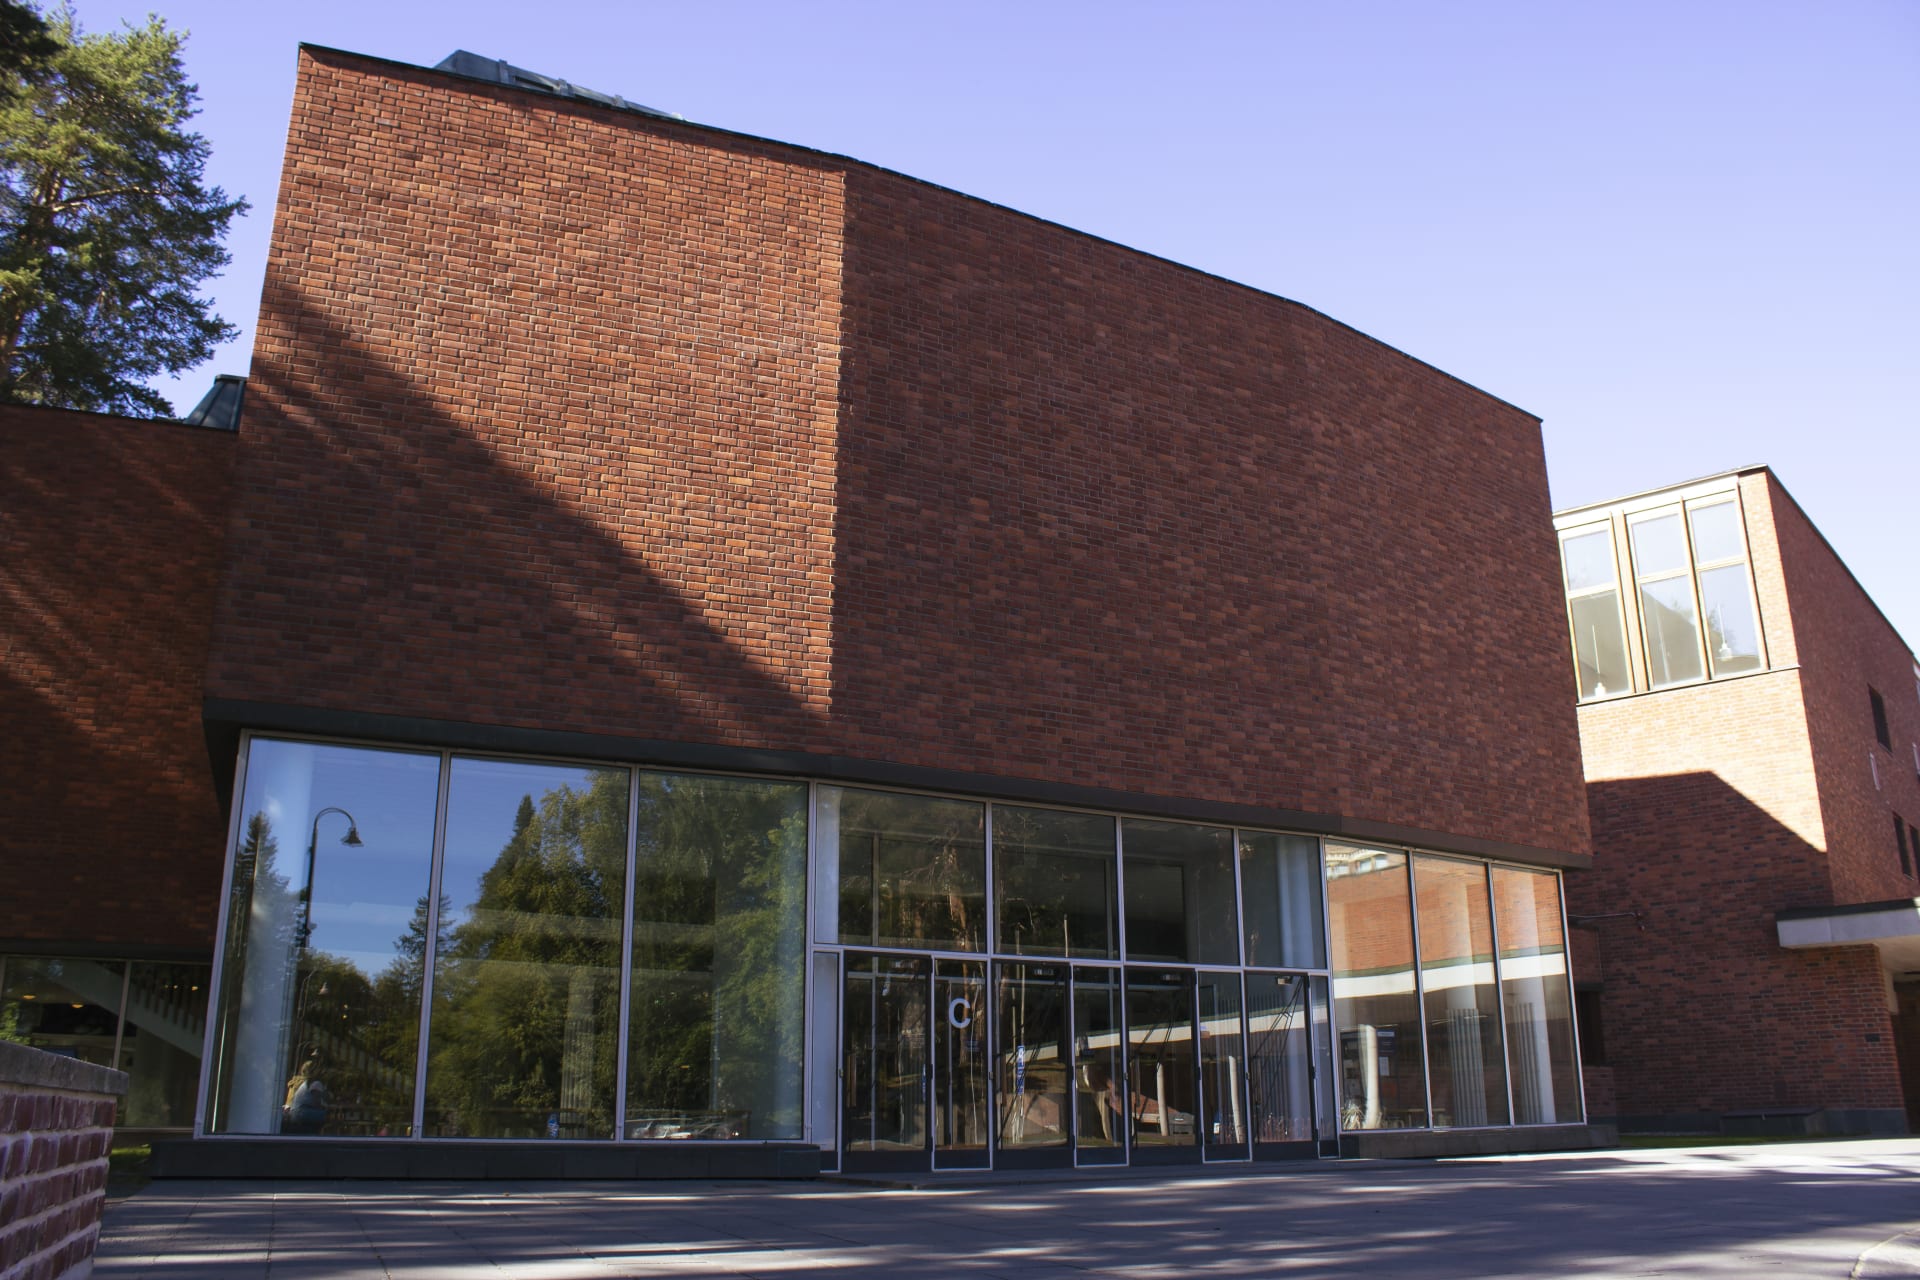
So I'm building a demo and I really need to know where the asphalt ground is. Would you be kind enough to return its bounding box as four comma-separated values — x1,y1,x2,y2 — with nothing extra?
94,1137,1920,1278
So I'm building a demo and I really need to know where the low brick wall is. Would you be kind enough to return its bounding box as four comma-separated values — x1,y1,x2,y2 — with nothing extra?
1,1042,128,1280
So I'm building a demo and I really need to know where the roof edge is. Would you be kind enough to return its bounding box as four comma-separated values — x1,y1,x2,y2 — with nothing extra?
293,42,1543,426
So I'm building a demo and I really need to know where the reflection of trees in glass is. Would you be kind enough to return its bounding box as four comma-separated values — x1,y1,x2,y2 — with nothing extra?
993,807,1115,958
216,812,423,1135
835,790,983,951
628,774,805,1139
428,777,627,1138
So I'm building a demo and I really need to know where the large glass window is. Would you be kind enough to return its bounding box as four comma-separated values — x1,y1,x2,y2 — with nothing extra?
424,757,629,1139
1327,845,1426,1129
207,739,441,1137
626,773,807,1140
1492,867,1582,1124
1239,832,1325,969
1629,507,1706,688
2,957,124,1072
119,961,211,1129
1122,819,1237,966
994,807,1117,959
817,788,985,952
1413,857,1508,1128
1688,500,1762,677
1559,523,1632,700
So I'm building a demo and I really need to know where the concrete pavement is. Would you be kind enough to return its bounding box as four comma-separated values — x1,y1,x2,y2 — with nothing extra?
95,1138,1920,1278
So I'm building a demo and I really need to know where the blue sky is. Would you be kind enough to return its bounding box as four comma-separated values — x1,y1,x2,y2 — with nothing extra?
76,0,1918,646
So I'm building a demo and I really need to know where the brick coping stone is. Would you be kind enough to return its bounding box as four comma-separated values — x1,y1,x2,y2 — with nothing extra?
0,1041,127,1098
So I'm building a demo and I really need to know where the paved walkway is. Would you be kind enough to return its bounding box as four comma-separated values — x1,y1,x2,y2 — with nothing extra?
97,1138,1920,1278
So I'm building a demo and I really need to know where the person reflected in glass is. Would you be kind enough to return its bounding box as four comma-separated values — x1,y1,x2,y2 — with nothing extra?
282,1057,330,1134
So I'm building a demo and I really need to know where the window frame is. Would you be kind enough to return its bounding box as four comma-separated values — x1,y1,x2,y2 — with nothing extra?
1556,519,1633,702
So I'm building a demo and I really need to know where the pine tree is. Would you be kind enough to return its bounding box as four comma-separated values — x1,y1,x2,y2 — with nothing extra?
0,4,245,415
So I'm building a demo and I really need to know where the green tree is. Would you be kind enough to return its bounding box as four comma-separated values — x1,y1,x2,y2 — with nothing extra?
0,3,244,415
0,2,59,88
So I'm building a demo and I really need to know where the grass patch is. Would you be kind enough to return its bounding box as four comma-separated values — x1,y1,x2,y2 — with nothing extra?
107,1143,151,1192
1619,1133,1818,1148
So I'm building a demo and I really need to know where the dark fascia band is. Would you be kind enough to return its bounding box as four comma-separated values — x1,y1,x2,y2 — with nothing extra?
203,698,1592,872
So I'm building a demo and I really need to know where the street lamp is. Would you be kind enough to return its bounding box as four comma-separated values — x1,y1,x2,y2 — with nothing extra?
299,807,362,951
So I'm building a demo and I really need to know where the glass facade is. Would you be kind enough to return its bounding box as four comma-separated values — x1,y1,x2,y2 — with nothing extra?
1,956,211,1129
198,733,1582,1162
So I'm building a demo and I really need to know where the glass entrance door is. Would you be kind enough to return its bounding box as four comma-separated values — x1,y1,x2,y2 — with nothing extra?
995,962,1071,1167
1245,971,1328,1158
1125,968,1200,1163
1071,966,1126,1166
842,952,991,1172
842,953,930,1171
933,960,990,1169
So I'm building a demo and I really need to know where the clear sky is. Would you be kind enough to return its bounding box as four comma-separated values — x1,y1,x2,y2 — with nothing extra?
77,0,1919,647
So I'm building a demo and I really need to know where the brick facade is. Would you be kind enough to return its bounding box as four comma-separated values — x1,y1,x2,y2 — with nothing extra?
1565,469,1915,1128
0,406,235,954
0,1044,126,1280
208,48,1589,862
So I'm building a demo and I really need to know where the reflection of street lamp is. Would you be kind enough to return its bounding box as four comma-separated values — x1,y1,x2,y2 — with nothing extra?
299,808,362,952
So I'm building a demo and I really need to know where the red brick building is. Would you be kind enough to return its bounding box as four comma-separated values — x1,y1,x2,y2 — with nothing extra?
3,46,1597,1173
1556,468,1920,1134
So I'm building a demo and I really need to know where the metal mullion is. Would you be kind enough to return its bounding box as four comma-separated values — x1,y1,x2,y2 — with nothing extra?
1113,819,1128,963
1557,870,1588,1126
195,729,256,1138
982,803,996,1171
1485,863,1516,1129
410,751,454,1140
612,768,640,1142
803,781,818,1150
111,962,131,1078
1404,854,1433,1130
1315,838,1340,1149
1230,830,1248,969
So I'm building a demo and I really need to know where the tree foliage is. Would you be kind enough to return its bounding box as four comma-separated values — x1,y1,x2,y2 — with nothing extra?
0,3,244,416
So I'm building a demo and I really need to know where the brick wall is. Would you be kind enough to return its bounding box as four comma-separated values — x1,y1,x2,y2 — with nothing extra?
0,1043,126,1280
1767,472,1920,906
210,48,1588,860
1569,478,1911,1121
0,405,234,953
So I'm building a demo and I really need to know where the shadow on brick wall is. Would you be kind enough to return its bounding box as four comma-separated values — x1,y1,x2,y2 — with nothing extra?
1576,771,1903,1125
0,410,232,951
206,286,835,759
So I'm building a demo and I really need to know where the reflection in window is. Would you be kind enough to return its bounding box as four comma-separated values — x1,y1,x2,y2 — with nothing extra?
207,739,441,1137
425,757,629,1139
994,807,1117,959
1,957,124,1072
1630,508,1705,688
996,962,1070,1152
1492,867,1582,1124
1196,972,1247,1155
1239,832,1325,969
1413,857,1508,1128
1126,969,1197,1152
1122,819,1237,966
627,773,806,1140
119,961,211,1129
1245,973,1314,1144
1689,500,1761,677
1559,524,1631,700
1327,845,1426,1129
818,788,985,952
